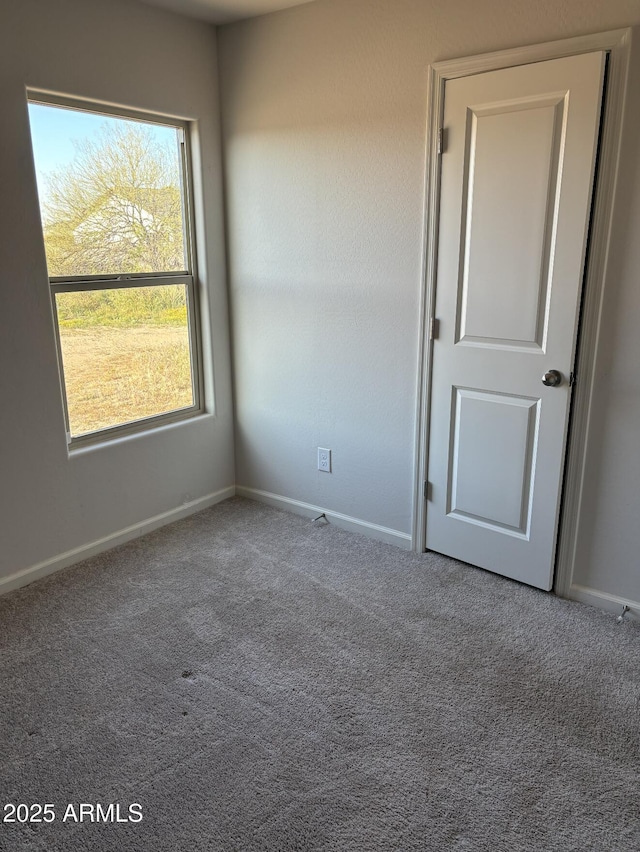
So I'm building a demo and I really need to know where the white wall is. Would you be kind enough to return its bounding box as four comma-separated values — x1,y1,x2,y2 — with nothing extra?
219,0,640,605
0,0,233,588
571,38,640,607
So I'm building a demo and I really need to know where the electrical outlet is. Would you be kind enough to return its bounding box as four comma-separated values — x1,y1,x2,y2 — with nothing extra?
317,447,331,473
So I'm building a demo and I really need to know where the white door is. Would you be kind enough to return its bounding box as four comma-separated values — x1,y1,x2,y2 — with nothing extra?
425,52,605,590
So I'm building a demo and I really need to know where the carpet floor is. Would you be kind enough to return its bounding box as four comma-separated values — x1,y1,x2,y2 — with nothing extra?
0,497,638,851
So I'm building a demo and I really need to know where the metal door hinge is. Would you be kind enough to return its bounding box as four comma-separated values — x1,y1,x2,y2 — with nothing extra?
429,317,440,341
423,481,432,500
437,128,447,155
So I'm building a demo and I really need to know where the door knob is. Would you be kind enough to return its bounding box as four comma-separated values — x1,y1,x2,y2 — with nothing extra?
541,370,563,387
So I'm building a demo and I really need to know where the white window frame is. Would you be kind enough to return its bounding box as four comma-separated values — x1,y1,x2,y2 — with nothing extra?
28,91,204,449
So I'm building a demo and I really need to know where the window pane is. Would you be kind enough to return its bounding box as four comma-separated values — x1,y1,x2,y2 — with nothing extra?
55,285,194,437
29,103,187,276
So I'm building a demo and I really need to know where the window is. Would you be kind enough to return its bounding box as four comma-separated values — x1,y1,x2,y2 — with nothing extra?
27,94,202,446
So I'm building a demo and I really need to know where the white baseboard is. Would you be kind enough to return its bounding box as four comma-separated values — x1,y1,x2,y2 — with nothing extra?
0,486,236,596
568,583,640,622
236,486,412,550
4,483,636,625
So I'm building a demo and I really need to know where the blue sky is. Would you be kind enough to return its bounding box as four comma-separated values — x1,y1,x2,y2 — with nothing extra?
28,102,178,201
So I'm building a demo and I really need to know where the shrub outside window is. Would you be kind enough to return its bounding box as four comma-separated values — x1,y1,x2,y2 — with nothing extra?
27,93,202,446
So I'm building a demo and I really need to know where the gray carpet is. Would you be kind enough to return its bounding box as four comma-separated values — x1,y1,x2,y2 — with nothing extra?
0,497,638,851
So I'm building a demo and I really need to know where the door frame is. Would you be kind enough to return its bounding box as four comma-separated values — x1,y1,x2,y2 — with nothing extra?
413,29,631,598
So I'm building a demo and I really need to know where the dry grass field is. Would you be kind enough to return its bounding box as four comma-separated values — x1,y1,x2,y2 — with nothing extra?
59,325,193,436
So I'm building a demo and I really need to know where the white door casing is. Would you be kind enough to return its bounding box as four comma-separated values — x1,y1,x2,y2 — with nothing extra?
424,52,605,590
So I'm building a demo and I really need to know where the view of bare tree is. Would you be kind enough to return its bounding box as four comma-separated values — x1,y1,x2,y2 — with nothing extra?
41,123,185,277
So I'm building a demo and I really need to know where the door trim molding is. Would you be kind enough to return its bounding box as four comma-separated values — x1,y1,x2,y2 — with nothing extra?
413,29,632,600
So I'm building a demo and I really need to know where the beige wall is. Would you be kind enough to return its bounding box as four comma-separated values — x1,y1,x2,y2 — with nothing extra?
219,0,640,606
0,0,233,587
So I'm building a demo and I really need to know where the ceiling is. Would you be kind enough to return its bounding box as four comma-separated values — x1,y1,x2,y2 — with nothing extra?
133,0,316,24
